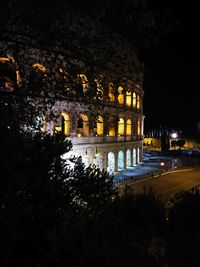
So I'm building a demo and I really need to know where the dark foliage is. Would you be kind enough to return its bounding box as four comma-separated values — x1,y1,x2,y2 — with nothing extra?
167,190,200,267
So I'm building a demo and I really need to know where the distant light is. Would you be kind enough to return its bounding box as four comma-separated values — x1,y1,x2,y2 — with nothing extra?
77,133,81,137
160,162,165,166
171,132,177,139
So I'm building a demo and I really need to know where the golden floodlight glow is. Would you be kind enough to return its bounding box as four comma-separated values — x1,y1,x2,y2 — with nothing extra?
133,92,136,108
126,90,131,107
78,74,89,93
118,86,124,104
0,57,10,62
32,63,46,72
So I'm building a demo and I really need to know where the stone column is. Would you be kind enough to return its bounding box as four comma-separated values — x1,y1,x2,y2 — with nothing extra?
70,113,78,137
89,114,95,137
124,148,127,170
104,113,109,136
124,116,127,142
103,152,108,172
115,115,119,142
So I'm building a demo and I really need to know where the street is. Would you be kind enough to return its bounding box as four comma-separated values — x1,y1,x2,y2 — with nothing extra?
117,167,200,201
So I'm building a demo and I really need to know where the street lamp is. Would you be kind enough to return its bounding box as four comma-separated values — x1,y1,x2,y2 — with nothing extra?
160,161,165,174
171,132,178,139
171,132,178,150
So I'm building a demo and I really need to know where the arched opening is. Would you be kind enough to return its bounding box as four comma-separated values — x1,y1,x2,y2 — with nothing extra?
126,149,131,167
132,92,136,108
126,90,131,107
118,118,125,136
95,79,103,100
0,56,19,91
77,74,89,94
107,152,115,174
137,94,140,110
95,153,103,170
118,150,124,170
77,114,89,137
126,119,132,136
118,86,124,104
108,83,115,103
30,63,46,93
97,115,104,136
108,116,115,137
133,148,136,166
54,115,65,134
54,113,70,136
82,155,89,167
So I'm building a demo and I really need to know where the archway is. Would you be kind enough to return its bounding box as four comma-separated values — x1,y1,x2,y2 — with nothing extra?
126,90,131,107
54,113,70,136
108,82,115,102
133,148,136,166
77,74,89,94
108,116,115,137
118,150,124,170
118,86,124,104
118,118,125,136
107,152,115,174
126,149,131,167
95,153,103,170
77,114,89,137
126,119,131,136
97,115,104,136
0,56,19,91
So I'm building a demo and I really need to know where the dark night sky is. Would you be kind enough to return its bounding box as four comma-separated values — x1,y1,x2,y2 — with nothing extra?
143,1,200,135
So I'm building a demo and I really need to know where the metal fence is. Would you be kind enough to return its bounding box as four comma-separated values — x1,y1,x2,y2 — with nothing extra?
114,169,167,185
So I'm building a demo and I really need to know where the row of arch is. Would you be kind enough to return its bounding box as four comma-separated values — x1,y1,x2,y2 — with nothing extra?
106,148,140,173
53,113,143,137
0,57,47,91
82,148,142,173
79,74,142,110
0,57,142,112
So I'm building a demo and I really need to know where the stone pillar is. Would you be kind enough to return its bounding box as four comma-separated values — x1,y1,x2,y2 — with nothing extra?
124,117,127,142
103,152,108,172
70,113,78,137
104,113,109,136
124,148,127,170
115,115,119,142
132,117,136,140
89,114,95,137
140,144,143,163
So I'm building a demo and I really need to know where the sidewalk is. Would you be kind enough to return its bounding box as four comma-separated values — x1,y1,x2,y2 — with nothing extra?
114,162,167,184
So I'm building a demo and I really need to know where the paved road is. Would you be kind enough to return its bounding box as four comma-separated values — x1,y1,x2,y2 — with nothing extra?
117,167,200,201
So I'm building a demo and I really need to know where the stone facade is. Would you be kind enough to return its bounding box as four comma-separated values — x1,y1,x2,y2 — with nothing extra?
46,82,144,174
0,56,144,174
